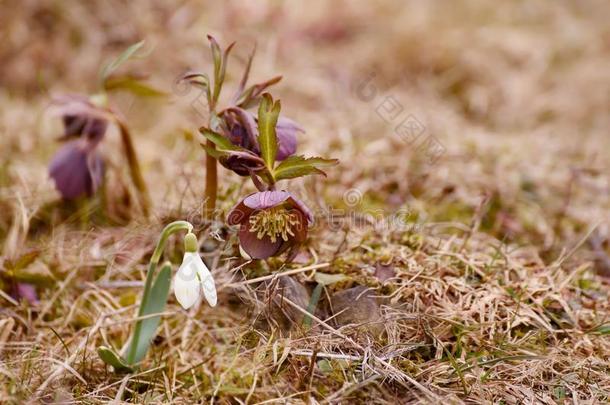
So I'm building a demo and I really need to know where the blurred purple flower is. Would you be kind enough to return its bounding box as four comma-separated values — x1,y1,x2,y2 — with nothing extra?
227,190,312,259
49,138,104,200
14,283,39,305
53,94,110,140
62,114,108,139
49,94,110,200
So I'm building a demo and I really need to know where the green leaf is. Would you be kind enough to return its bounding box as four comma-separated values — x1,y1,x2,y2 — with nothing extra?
317,359,333,374
3,250,40,271
126,263,172,364
303,283,324,330
181,72,210,89
208,35,222,85
218,41,235,94
274,155,339,181
181,72,212,105
104,76,166,97
237,76,282,108
201,144,227,159
97,346,133,373
100,40,146,83
257,93,281,171
208,36,235,105
592,323,610,335
199,127,243,152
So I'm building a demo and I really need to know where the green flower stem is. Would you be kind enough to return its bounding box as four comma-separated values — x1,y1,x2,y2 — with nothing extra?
126,220,193,365
117,119,152,217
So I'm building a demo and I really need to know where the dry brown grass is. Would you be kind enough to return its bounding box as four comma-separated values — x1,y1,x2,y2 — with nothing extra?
1,0,609,403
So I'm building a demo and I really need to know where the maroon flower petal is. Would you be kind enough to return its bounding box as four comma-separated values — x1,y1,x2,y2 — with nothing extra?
275,117,302,160
229,191,313,260
227,198,255,226
243,190,291,210
287,195,314,224
228,191,291,226
239,226,284,259
219,150,265,176
224,107,259,151
290,208,309,242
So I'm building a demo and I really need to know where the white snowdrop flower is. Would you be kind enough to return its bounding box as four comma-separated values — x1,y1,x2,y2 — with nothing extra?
173,233,217,309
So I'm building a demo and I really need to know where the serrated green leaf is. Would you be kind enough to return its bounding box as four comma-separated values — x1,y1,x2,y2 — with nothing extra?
257,94,281,171
199,127,242,151
104,77,166,97
126,263,172,364
100,40,146,83
97,346,133,373
274,155,339,181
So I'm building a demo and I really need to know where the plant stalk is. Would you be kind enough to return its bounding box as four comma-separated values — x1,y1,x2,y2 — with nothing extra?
204,139,217,219
117,120,152,217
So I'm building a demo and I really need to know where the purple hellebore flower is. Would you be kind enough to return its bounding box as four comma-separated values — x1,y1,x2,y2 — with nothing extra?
62,114,108,139
219,150,266,177
222,108,259,153
49,94,110,200
272,116,300,161
49,138,104,200
53,94,110,140
227,190,313,259
218,108,303,175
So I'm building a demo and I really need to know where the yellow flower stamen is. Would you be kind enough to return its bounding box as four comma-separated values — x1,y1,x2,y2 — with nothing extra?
248,207,299,243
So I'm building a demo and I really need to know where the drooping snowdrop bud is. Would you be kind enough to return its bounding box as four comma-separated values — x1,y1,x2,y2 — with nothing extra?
173,232,217,309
